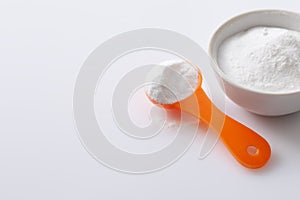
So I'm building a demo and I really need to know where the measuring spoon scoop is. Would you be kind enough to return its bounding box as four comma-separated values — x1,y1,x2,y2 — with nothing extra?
145,61,271,169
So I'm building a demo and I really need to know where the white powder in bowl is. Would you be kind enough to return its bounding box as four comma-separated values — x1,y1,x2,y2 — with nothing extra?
146,60,199,104
218,26,300,93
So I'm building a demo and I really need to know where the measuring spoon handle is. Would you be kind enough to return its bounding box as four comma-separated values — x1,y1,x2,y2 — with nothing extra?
217,115,271,169
178,88,271,168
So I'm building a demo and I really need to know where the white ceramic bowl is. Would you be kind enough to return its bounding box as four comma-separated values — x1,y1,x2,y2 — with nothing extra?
209,9,300,116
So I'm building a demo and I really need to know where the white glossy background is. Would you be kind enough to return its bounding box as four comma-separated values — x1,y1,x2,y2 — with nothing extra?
1,0,300,199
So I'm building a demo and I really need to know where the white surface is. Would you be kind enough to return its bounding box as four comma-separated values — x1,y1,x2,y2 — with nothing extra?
1,0,300,199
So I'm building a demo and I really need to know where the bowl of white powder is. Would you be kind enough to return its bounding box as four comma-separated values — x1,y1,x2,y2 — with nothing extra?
209,9,300,116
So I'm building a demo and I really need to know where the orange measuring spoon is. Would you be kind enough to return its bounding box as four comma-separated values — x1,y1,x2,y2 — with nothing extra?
146,70,271,169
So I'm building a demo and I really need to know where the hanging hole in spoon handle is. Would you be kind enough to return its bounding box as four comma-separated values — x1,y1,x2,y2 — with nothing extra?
217,115,271,169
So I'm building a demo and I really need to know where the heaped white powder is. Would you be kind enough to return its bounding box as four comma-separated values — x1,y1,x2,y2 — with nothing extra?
146,60,199,104
218,26,300,93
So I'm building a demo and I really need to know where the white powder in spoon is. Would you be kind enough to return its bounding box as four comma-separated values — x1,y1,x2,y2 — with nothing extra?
218,26,300,93
146,60,199,104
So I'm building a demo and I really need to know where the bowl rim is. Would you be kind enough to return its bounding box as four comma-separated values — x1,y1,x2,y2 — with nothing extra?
208,9,300,96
